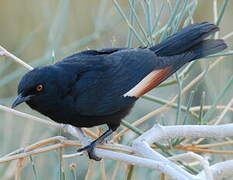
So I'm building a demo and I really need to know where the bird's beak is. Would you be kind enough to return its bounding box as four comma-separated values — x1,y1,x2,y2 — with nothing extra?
11,93,33,108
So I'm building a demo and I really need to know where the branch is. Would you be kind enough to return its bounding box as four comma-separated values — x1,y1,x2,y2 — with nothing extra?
190,105,233,113
66,147,196,180
134,124,233,145
132,123,233,179
0,135,195,180
132,140,196,179
169,152,213,180
0,105,97,139
0,45,33,70
0,105,61,129
197,159,233,180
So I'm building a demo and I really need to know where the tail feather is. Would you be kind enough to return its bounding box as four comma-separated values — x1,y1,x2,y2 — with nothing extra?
125,22,227,98
155,39,227,89
159,39,227,77
150,22,219,56
190,39,227,59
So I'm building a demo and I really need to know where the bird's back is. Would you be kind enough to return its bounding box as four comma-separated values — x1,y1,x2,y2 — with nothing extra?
54,48,158,116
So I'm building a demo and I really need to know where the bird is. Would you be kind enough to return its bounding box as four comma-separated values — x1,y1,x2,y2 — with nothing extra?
12,22,227,161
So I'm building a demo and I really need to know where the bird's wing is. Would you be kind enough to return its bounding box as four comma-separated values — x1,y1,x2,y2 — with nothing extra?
122,51,196,98
73,48,194,116
123,66,172,98
59,48,128,63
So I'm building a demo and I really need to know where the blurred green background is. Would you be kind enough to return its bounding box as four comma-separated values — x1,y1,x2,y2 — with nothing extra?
0,0,232,179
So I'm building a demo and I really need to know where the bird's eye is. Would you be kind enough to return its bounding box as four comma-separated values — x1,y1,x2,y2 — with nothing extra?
36,84,43,92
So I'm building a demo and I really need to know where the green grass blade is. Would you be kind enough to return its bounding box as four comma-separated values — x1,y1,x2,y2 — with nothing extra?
216,0,230,26
198,91,206,125
127,0,136,47
175,72,183,125
203,75,233,122
30,156,38,180
160,0,181,40
112,0,146,46
128,0,149,44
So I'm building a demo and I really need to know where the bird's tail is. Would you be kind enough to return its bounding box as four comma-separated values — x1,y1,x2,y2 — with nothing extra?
123,23,227,98
188,39,226,59
150,22,227,58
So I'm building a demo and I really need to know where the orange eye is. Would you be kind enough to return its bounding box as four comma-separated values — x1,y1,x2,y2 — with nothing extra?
36,84,43,92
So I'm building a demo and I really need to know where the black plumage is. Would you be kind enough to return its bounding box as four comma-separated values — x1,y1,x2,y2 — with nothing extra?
12,22,227,160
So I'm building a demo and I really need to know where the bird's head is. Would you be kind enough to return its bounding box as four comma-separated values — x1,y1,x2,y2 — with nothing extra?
12,66,61,109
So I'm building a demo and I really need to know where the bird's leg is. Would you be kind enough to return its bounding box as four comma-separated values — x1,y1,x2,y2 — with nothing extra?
77,128,113,161
63,124,92,145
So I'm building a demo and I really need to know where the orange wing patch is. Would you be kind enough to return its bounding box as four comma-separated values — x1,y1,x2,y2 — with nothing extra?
123,66,172,98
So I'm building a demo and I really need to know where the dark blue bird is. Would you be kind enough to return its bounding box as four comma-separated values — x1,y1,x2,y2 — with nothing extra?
12,22,227,160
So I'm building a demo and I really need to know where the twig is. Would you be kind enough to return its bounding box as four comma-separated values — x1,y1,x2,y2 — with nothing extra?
195,140,233,149
213,0,219,39
133,123,233,179
0,105,61,129
100,160,108,180
2,161,18,180
0,105,97,140
197,159,233,180
190,105,233,113
169,152,213,180
15,158,25,180
0,144,65,163
214,97,233,125
176,146,233,155
0,45,33,70
111,161,121,180
192,97,233,145
134,124,233,145
0,136,135,163
223,30,233,40
85,160,95,180
95,149,194,180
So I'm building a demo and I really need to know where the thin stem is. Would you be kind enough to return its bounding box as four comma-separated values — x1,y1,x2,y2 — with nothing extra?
0,45,33,70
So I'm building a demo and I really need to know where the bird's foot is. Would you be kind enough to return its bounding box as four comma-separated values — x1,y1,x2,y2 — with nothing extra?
77,142,101,161
77,128,113,161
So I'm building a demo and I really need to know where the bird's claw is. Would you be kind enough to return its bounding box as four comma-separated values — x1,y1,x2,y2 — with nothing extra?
77,143,101,161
